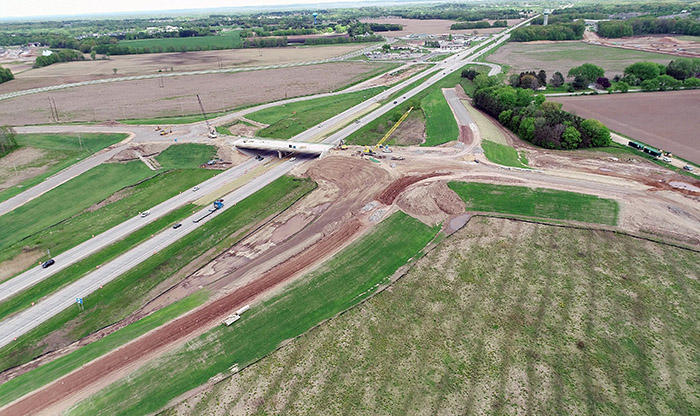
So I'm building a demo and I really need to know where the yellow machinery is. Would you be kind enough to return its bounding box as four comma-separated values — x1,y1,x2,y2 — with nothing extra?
364,107,413,153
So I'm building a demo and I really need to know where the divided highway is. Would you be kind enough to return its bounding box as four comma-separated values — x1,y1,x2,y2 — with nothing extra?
0,16,536,347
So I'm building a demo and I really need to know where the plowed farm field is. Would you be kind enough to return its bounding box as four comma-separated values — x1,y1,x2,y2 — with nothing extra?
552,90,700,164
0,62,394,125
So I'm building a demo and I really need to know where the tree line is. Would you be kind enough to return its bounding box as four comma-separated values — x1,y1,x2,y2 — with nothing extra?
469,74,611,150
368,23,403,32
450,20,507,30
598,17,700,38
509,21,585,42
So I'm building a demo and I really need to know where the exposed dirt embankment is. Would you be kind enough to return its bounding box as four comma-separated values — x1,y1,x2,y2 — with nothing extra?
377,173,448,205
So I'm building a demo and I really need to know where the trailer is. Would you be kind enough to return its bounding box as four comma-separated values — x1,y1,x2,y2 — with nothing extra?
643,147,662,158
628,141,644,150
193,199,225,223
223,314,240,326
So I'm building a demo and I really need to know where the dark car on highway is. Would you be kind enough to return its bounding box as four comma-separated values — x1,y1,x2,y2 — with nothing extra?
42,259,55,268
173,223,182,229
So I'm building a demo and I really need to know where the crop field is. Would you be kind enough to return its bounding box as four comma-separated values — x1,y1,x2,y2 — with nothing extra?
552,90,700,165
118,31,242,51
168,217,700,416
489,42,675,78
0,133,127,202
247,86,385,139
448,182,618,225
0,62,396,125
358,18,522,37
0,44,373,94
66,211,439,415
0,176,317,373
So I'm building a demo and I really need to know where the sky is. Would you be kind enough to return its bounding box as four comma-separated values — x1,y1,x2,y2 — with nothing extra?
0,0,354,19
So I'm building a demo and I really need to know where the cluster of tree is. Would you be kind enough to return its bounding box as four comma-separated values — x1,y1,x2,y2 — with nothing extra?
367,23,403,32
617,59,700,91
0,66,13,84
303,34,382,45
509,21,585,42
0,126,18,155
33,49,85,68
598,17,700,38
509,70,548,90
424,40,440,48
388,6,521,21
547,2,698,19
472,76,611,150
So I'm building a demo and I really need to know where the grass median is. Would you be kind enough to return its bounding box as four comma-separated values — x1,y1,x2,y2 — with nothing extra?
247,87,386,139
0,175,316,373
68,211,440,416
448,182,618,226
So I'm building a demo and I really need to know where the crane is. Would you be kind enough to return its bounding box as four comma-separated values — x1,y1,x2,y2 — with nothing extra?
364,106,413,154
197,94,217,139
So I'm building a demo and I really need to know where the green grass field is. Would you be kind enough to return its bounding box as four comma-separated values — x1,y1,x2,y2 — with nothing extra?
422,87,460,147
156,143,217,169
0,176,316,373
0,144,218,266
481,140,529,168
448,182,618,225
246,87,385,139
0,162,154,254
118,31,241,51
490,42,675,77
0,133,127,203
68,211,439,416
0,290,209,408
119,111,229,125
165,217,700,416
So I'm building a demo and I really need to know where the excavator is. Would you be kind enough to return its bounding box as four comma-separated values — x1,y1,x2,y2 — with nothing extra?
363,106,413,155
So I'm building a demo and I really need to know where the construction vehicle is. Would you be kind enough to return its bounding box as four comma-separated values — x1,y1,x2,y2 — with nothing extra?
197,94,218,139
363,107,413,155
193,199,224,223
159,126,172,136
213,199,224,210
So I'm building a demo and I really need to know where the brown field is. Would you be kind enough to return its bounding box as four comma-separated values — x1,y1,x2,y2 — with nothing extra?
359,18,522,37
584,32,700,59
489,41,675,77
0,44,370,94
552,90,700,164
0,62,393,125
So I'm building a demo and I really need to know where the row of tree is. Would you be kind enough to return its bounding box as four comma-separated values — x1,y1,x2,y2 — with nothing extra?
509,21,585,42
367,23,403,32
598,17,700,38
616,59,700,91
450,20,507,30
0,66,13,84
303,34,382,45
33,49,85,68
470,74,611,150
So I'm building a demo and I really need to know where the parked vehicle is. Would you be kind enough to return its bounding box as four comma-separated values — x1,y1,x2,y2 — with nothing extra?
683,165,694,172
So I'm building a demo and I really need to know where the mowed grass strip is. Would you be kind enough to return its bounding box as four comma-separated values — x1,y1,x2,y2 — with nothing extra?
422,87,459,147
167,217,700,415
119,112,228,125
0,176,316,373
247,87,386,139
481,140,528,168
448,182,618,225
0,133,128,203
68,211,440,416
0,290,209,408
